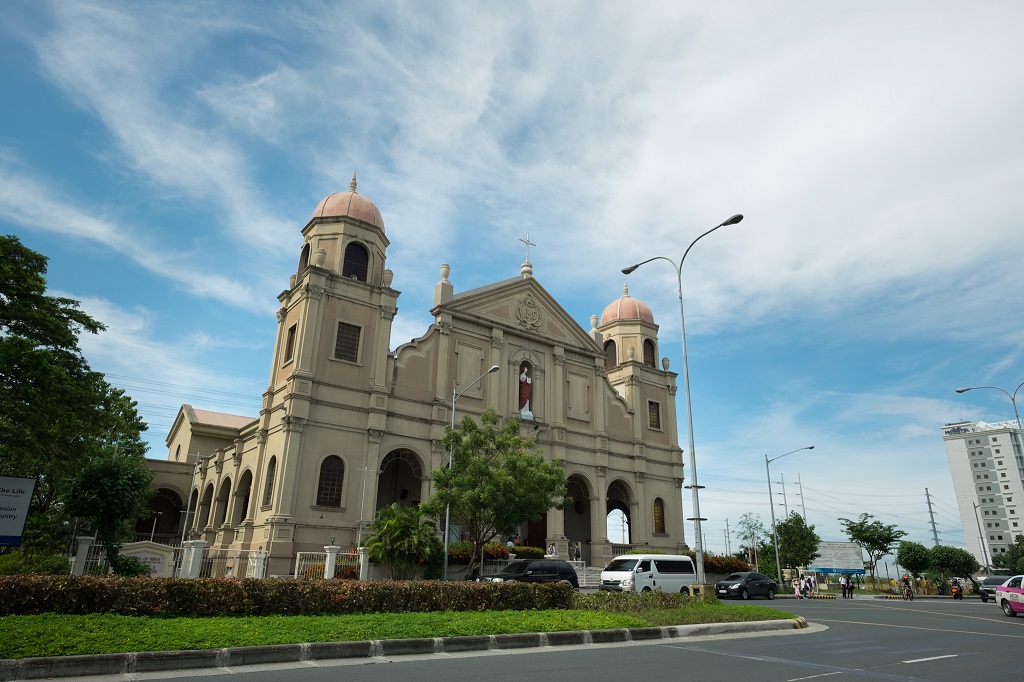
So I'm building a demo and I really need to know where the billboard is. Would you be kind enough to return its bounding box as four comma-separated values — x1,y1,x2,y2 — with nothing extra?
0,476,37,547
806,541,865,574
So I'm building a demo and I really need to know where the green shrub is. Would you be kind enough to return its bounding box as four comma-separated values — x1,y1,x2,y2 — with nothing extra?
0,575,575,617
508,545,543,559
110,555,152,577
0,551,71,576
446,541,509,564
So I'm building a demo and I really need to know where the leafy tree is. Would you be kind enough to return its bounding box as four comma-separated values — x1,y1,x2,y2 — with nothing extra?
994,534,1024,574
775,512,821,572
1,235,149,555
839,513,906,587
929,545,980,581
895,540,930,578
64,445,153,574
735,512,769,565
423,408,568,579
364,503,443,580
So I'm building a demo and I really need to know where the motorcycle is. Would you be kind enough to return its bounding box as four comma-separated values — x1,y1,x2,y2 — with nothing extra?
951,582,963,600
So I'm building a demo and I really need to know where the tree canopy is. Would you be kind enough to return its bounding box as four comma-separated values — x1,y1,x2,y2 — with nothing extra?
993,533,1024,574
839,513,906,585
895,540,931,577
929,544,980,580
422,408,567,578
1,235,150,558
775,512,821,572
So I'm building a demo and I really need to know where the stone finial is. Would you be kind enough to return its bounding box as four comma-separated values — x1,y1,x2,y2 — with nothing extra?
662,357,670,371
349,171,357,193
590,314,598,331
440,263,450,281
521,261,533,279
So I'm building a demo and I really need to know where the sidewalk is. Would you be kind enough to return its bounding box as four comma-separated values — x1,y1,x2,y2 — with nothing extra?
0,618,808,681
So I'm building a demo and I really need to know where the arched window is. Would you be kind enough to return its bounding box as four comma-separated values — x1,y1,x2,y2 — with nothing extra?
604,340,617,370
653,497,666,534
297,243,311,273
342,243,369,282
316,456,344,507
262,456,277,507
643,339,656,368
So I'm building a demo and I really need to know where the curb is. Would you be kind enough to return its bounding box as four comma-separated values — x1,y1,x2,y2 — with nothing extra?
0,618,808,680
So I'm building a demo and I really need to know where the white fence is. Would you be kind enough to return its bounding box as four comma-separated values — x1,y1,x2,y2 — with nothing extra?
199,548,262,578
294,551,360,579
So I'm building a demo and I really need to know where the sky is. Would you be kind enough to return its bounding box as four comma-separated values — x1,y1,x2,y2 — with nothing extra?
3,1,1024,570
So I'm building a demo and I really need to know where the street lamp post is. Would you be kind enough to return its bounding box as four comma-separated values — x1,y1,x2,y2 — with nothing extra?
955,381,1024,570
955,381,1024,447
622,213,743,587
442,364,500,580
765,446,815,586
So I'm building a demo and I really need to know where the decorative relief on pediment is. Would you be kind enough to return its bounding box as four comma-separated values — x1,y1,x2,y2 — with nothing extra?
276,308,286,323
669,386,678,396
515,294,544,331
635,472,645,484
553,354,565,366
303,284,324,300
490,336,504,350
379,305,397,321
256,429,268,445
437,321,454,336
367,429,384,444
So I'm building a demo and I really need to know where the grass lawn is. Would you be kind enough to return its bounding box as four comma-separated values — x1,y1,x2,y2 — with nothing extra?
1,601,795,659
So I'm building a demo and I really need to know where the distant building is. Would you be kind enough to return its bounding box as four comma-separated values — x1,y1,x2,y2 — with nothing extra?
942,420,1024,567
143,177,687,575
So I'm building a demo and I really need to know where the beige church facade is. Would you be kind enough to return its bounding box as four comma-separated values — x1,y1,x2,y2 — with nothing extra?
145,179,688,576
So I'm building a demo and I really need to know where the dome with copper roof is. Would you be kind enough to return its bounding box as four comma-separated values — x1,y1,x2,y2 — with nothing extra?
600,284,655,325
311,174,385,231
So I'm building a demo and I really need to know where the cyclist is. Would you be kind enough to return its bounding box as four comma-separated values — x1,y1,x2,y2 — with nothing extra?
900,575,914,600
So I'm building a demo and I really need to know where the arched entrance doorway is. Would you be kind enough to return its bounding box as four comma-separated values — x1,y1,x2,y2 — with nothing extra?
135,488,184,544
606,479,633,548
565,474,592,563
375,449,423,511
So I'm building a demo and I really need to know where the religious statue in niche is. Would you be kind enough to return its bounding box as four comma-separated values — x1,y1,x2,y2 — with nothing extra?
519,364,534,421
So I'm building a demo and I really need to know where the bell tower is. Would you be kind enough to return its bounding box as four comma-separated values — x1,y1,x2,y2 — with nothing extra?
256,175,399,549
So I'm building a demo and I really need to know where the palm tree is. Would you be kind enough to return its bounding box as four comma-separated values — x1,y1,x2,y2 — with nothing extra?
364,503,443,580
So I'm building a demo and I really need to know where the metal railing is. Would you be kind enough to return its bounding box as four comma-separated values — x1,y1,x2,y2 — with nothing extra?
294,551,360,579
199,548,261,578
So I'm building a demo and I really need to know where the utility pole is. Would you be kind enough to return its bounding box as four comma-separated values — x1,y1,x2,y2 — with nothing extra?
724,518,731,555
796,474,807,521
776,473,789,517
925,488,940,546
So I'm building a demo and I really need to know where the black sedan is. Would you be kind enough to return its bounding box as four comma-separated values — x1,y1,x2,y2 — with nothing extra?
714,572,778,600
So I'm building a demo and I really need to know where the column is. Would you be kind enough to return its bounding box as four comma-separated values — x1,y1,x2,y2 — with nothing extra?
324,545,341,579
72,536,94,576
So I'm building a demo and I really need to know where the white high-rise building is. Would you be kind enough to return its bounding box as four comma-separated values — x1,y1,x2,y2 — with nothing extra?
942,420,1024,567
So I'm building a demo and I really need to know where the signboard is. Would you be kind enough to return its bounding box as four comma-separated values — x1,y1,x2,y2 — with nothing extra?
806,541,865,574
0,476,37,547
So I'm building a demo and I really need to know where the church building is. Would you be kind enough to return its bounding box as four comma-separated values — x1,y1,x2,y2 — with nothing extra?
145,178,687,576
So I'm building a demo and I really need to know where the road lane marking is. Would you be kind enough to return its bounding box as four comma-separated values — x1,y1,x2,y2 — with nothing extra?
789,672,842,681
902,654,958,663
664,644,920,680
813,618,1024,639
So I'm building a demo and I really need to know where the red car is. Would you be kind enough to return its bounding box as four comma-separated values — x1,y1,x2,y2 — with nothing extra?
995,575,1024,617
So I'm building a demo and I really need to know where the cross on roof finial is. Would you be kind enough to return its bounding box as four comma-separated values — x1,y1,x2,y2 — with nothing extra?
519,233,536,262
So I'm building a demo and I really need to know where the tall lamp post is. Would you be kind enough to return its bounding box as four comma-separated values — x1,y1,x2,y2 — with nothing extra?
765,446,815,586
955,381,1024,445
622,213,743,586
955,381,1024,569
442,364,500,580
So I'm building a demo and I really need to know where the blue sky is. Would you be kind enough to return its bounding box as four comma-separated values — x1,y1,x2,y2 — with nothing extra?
3,1,1024,565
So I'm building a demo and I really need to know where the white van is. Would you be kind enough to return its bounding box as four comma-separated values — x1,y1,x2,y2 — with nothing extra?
600,554,698,594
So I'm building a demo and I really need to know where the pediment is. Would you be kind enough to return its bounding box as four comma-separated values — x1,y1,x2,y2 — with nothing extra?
438,277,601,354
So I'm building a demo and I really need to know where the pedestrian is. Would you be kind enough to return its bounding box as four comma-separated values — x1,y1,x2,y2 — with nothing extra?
792,576,802,598
574,542,582,561
809,573,817,596
547,542,556,557
840,574,848,598
801,575,810,599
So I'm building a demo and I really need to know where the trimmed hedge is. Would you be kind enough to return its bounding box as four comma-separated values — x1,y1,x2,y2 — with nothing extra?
0,576,574,617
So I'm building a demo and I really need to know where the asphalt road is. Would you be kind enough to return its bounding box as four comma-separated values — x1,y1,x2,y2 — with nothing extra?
54,597,1024,682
